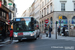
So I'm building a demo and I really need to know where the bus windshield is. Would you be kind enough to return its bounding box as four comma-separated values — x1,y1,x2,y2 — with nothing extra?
13,18,34,32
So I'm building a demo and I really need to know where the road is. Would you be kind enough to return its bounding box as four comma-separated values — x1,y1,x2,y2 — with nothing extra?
0,37,75,50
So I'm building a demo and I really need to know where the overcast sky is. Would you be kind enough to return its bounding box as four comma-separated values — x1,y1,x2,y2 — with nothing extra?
14,0,34,17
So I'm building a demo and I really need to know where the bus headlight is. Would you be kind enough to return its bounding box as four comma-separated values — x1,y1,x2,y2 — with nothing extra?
14,32,18,37
31,33,34,36
14,34,17,37
31,32,35,36
14,35,18,37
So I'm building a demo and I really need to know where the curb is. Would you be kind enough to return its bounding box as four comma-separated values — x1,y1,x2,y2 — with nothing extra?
0,40,11,47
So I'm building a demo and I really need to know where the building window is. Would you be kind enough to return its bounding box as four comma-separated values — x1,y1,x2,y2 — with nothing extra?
61,3,65,11
74,3,75,11
40,4,41,8
44,8,46,16
2,12,3,16
50,5,52,13
4,13,5,17
45,0,46,4
42,2,44,7
0,11,2,16
40,11,42,18
47,0,49,3
42,10,43,17
47,5,49,14
5,13,6,19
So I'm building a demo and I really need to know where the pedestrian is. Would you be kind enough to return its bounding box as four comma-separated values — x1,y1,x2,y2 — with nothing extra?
1,26,6,41
49,26,52,38
58,26,60,35
74,26,75,29
9,29,13,41
45,26,48,37
7,29,10,37
63,27,65,36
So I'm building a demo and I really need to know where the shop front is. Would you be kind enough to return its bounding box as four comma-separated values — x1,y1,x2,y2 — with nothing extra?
72,16,75,26
58,16,68,35
0,4,11,38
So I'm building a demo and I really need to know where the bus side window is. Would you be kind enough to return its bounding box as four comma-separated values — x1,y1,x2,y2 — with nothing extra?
34,24,37,30
31,22,34,29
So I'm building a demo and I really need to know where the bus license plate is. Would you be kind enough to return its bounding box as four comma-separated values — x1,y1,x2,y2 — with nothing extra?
22,38,27,39
23,33,30,35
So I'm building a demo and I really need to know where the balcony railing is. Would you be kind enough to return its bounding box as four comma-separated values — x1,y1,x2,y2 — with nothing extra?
9,7,14,11
4,0,7,6
8,0,14,3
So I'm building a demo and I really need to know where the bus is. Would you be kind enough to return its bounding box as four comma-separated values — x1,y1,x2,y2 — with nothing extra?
13,17,40,41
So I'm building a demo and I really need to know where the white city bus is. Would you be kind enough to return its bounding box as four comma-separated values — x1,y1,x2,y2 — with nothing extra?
13,17,40,41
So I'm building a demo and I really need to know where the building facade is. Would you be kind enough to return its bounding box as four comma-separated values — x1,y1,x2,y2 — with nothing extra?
39,0,53,33
22,8,30,17
34,0,40,22
0,0,11,33
39,0,75,34
22,2,35,17
29,2,35,17
0,0,16,36
21,0,75,35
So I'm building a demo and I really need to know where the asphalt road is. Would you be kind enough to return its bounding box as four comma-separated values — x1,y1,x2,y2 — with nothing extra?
0,37,75,50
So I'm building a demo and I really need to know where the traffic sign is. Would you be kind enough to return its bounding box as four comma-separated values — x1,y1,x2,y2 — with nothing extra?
8,20,10,24
45,19,49,23
59,16,62,19
8,3,12,5
45,24,47,27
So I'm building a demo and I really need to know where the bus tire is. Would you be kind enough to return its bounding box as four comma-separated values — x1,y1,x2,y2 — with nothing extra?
38,35,39,37
34,35,37,40
18,39,21,42
34,38,37,40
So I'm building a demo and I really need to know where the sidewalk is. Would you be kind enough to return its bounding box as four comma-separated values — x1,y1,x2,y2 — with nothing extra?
0,37,11,47
41,33,75,41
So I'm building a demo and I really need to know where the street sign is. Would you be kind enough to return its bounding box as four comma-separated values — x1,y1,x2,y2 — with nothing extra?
0,1,2,8
45,19,49,23
59,16,62,19
11,25,13,29
8,20,10,24
8,3,12,5
36,25,38,27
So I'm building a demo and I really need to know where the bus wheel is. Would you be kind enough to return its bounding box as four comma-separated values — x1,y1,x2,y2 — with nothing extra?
34,36,37,40
18,39,21,42
34,38,37,40
38,35,40,37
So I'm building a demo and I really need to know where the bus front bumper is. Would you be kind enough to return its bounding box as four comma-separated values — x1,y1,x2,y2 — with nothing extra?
13,36,35,40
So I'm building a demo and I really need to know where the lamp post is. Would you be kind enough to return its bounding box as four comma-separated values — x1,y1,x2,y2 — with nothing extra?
56,20,58,39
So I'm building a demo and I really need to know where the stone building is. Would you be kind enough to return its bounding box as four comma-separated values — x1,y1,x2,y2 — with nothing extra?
21,0,75,35
39,0,75,34
0,0,16,36
22,8,30,17
34,0,40,22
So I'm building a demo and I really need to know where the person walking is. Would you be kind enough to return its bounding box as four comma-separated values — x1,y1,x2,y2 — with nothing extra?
49,26,52,38
1,27,6,41
45,26,48,37
63,27,65,36
58,26,60,35
9,29,13,41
